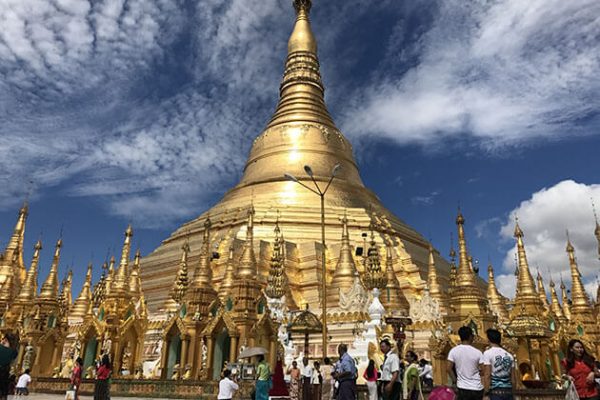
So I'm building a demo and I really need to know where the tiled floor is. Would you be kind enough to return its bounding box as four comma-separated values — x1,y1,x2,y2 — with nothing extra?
9,395,181,400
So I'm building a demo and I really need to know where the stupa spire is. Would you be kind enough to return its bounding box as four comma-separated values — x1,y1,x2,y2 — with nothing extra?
111,225,132,296
171,242,190,305
104,256,115,297
14,240,42,304
565,236,592,313
427,243,446,310
455,211,476,287
448,235,457,290
38,238,62,301
592,199,600,259
549,279,565,320
265,221,287,299
328,212,359,306
0,203,28,304
513,220,538,297
487,263,509,324
59,270,73,310
71,263,93,319
363,224,386,290
236,207,257,279
129,249,142,301
536,271,550,310
381,243,409,315
560,278,572,320
218,245,236,300
191,218,213,288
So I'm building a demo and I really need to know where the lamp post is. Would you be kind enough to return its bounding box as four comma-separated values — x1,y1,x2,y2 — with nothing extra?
284,163,340,358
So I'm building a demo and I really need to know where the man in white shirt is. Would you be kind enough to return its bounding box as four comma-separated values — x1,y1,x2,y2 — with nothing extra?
218,369,239,400
302,357,313,400
15,368,31,395
481,329,514,400
379,339,402,400
447,326,484,400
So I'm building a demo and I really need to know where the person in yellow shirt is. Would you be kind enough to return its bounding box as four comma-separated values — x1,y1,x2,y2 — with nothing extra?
255,355,272,400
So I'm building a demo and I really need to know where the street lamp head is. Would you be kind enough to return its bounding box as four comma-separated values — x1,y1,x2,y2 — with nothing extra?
303,165,314,177
284,173,299,183
332,163,341,177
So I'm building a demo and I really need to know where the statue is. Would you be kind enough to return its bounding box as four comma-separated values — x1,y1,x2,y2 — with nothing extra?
101,336,112,355
120,343,131,375
22,343,36,371
339,276,369,312
171,364,180,380
134,364,144,379
60,356,74,378
52,367,60,378
154,338,163,356
182,364,192,380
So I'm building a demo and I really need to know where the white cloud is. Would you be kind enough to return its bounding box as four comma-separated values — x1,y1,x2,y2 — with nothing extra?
498,180,600,299
342,0,600,149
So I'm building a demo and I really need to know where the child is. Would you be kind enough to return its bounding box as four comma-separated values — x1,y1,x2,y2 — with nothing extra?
15,369,31,395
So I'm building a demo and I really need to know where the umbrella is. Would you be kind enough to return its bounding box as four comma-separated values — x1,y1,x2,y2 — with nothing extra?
238,347,269,359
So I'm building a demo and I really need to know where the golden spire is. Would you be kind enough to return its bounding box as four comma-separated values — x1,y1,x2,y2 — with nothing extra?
111,225,132,296
218,244,236,300
236,207,257,279
191,218,213,288
328,213,359,305
104,256,115,297
549,279,565,320
565,236,592,313
381,243,409,315
14,240,42,304
129,249,142,301
455,211,476,287
0,203,28,302
265,221,287,299
536,271,550,310
513,221,538,298
592,199,600,259
448,237,457,290
487,263,509,323
363,225,387,290
560,278,572,320
59,270,73,310
427,243,446,308
71,263,93,319
38,238,62,301
170,242,190,305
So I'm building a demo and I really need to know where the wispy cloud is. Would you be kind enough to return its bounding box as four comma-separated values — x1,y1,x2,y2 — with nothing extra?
342,0,600,149
410,190,440,206
496,180,600,298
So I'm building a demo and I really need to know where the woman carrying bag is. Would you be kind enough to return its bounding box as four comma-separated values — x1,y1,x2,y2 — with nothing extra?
562,340,600,400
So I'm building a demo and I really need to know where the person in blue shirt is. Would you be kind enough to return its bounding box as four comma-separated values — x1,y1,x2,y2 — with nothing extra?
332,344,357,400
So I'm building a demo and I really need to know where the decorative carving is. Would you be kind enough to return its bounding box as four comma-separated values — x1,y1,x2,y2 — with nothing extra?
339,276,368,312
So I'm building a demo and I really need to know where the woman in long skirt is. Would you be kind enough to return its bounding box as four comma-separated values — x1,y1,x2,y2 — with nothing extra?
94,354,111,400
288,361,301,400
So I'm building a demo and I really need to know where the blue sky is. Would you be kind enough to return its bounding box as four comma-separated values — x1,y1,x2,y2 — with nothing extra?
1,0,599,299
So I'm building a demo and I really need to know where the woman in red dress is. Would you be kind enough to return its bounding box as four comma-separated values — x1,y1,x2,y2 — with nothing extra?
562,339,600,400
70,357,83,400
94,354,112,400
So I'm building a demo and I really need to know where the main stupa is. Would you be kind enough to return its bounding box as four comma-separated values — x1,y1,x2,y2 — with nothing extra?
140,0,451,314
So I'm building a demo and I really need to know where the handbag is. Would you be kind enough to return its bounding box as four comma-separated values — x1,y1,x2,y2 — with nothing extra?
65,389,76,400
565,381,580,400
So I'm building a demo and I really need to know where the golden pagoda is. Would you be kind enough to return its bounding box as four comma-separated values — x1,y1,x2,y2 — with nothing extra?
0,203,28,313
487,263,509,325
138,0,450,326
536,271,550,313
427,243,448,314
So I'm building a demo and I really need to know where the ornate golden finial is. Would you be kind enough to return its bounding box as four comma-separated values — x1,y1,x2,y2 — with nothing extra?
218,244,236,300
381,243,409,315
0,203,29,303
328,212,360,306
59,270,73,310
92,261,108,307
14,240,42,305
71,263,93,319
236,206,257,279
548,278,565,320
513,220,538,298
560,277,571,320
455,210,476,287
111,225,133,296
363,225,386,290
536,270,550,310
487,263,509,324
191,218,213,288
170,242,190,305
104,256,115,297
265,221,287,299
38,238,62,301
293,0,312,13
565,237,592,313
129,249,142,301
427,243,443,299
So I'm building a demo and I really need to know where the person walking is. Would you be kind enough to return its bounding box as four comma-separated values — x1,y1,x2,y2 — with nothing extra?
218,369,239,400
379,339,402,400
446,326,484,400
288,361,301,400
93,354,112,400
481,329,514,400
332,344,357,400
403,351,423,400
562,339,600,400
255,355,272,400
418,359,433,389
301,357,313,400
311,361,323,400
363,359,379,400
0,333,18,400
15,369,31,396
321,358,334,400
70,357,83,400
